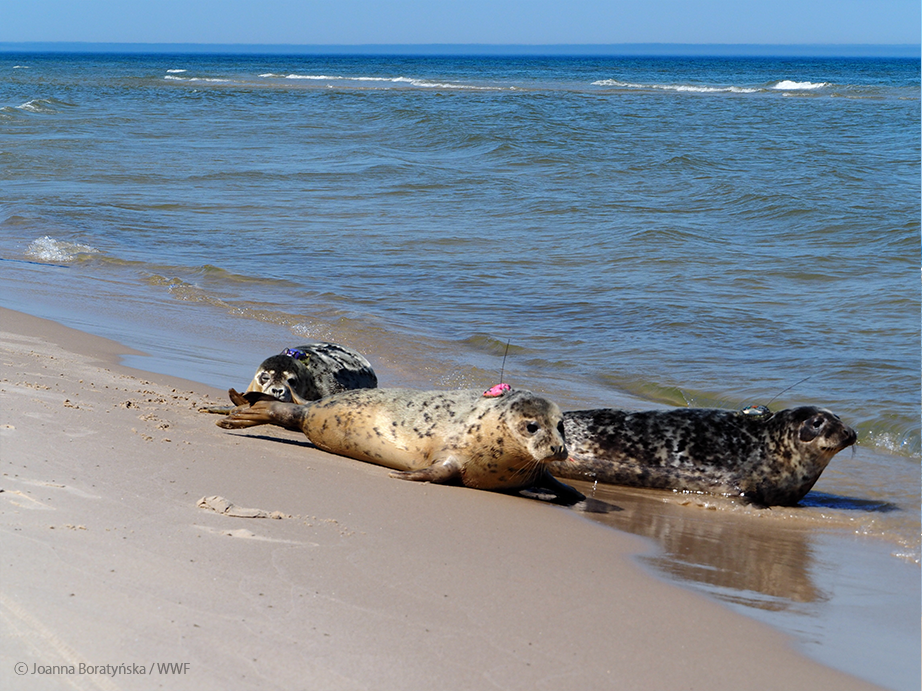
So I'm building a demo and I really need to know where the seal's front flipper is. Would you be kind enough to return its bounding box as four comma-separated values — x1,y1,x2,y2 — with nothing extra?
526,469,586,505
389,458,462,484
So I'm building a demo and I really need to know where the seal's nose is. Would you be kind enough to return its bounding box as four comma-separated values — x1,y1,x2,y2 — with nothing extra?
844,426,858,447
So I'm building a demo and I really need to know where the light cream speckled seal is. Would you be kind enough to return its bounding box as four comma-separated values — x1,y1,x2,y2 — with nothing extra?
217,387,584,503
553,406,856,506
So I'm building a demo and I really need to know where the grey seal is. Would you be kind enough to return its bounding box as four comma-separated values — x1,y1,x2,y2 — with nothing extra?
247,343,377,403
217,386,584,504
552,406,856,506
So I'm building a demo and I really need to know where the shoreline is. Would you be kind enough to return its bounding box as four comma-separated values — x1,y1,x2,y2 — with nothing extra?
0,306,893,690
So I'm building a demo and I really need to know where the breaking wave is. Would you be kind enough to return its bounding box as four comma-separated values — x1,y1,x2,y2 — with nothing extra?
25,236,100,263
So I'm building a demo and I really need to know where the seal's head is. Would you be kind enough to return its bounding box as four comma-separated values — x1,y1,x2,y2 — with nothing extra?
244,344,377,404
502,391,569,464
774,406,857,460
247,350,311,404
450,389,569,491
752,406,857,505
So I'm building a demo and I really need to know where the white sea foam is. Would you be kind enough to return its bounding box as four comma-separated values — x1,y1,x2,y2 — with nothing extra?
164,75,231,83
892,548,921,565
260,73,501,90
279,74,345,80
592,79,641,88
592,79,759,94
865,429,919,458
166,69,187,74
13,65,29,69
25,236,100,263
17,98,59,113
773,80,828,90
667,84,759,94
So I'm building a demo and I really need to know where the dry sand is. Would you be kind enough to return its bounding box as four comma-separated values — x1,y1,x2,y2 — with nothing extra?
0,307,884,690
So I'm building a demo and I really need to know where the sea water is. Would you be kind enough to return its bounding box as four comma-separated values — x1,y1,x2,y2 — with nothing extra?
1,51,919,688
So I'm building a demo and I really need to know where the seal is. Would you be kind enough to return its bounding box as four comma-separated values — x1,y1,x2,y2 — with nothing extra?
551,406,857,506
246,342,377,403
217,386,584,503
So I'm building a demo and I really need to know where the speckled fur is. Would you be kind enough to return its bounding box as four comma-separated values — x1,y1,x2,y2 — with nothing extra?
218,387,583,502
245,342,377,403
552,406,857,506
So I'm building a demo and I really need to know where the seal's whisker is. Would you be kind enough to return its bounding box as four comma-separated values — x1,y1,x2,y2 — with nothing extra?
504,456,545,483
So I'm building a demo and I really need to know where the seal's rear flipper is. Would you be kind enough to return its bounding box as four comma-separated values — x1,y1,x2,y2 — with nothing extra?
389,458,463,485
216,410,274,429
198,405,235,415
229,388,278,406
216,391,285,430
216,396,309,432
213,389,288,429
199,388,268,415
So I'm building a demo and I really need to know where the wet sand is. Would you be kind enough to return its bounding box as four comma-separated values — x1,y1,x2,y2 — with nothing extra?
0,307,897,690
571,481,919,691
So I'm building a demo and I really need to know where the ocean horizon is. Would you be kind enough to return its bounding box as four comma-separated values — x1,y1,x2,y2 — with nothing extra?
1,41,918,58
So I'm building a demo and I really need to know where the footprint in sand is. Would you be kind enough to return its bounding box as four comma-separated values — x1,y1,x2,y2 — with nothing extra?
193,524,313,545
1,490,54,510
60,427,99,439
0,477,101,511
197,495,294,520
12,478,101,499
195,496,315,545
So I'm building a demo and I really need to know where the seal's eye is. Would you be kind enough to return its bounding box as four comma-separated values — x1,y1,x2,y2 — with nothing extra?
526,422,540,434
257,372,270,385
799,414,827,442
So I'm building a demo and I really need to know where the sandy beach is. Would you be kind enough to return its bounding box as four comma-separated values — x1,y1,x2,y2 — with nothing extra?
0,307,891,690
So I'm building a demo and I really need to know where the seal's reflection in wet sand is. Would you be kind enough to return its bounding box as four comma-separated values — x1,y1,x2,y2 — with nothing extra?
571,481,824,607
570,478,917,691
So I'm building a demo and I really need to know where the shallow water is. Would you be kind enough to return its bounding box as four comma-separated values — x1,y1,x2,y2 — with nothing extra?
1,51,919,688
569,479,919,691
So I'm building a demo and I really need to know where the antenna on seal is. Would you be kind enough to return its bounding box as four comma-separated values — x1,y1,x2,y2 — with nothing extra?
741,376,812,419
767,376,811,408
483,339,512,398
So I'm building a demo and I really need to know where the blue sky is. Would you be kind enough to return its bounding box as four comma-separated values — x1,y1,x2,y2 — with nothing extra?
3,0,919,46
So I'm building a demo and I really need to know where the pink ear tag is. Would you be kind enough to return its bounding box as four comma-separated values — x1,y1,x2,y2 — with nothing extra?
483,383,511,397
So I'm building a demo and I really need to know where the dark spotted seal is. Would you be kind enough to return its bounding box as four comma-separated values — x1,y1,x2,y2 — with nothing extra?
551,406,856,506
217,386,584,503
247,343,377,403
